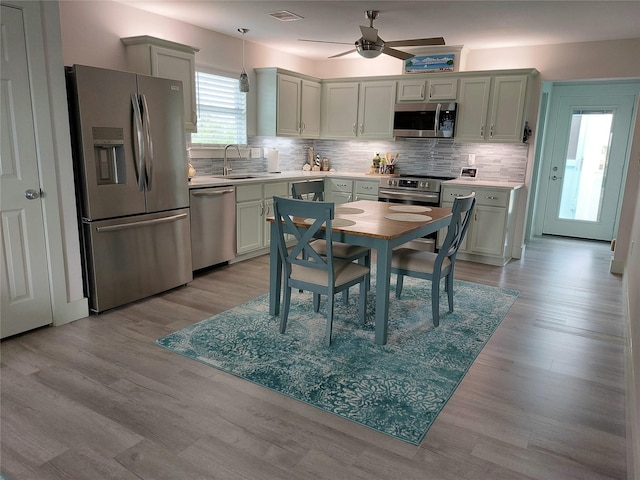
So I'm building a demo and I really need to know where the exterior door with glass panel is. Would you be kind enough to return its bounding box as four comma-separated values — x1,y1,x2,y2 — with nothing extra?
542,85,637,240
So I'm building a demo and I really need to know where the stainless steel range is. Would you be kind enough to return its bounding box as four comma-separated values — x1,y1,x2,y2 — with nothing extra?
378,174,455,206
378,174,455,251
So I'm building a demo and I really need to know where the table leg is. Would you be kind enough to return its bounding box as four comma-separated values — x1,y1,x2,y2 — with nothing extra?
374,243,392,345
269,221,281,315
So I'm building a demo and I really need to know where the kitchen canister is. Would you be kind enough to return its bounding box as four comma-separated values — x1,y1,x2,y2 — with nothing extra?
267,148,280,173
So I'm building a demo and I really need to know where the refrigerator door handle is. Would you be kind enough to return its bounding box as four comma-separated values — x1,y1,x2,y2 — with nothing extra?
95,213,188,233
131,94,146,191
140,94,154,190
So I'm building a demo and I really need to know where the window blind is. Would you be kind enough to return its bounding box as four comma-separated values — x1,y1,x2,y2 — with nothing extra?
191,71,247,145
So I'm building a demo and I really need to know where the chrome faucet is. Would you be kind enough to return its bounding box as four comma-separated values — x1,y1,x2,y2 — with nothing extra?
223,144,242,176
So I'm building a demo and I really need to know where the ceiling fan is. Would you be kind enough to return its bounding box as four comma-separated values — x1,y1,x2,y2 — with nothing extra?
299,10,445,60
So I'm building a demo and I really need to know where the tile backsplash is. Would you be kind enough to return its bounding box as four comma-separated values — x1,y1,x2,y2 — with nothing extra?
189,137,529,183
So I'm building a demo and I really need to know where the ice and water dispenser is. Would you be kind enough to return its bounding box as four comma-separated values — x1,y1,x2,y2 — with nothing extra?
92,126,126,185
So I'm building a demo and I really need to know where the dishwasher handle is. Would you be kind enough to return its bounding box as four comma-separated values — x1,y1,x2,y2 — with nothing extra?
191,188,235,197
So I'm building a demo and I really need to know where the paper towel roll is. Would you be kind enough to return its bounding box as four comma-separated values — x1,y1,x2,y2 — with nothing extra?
267,148,280,172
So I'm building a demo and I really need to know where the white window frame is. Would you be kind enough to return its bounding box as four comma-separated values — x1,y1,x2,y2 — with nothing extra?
190,66,247,147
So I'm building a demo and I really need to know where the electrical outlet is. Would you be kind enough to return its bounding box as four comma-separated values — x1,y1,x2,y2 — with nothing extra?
468,154,476,166
250,147,262,158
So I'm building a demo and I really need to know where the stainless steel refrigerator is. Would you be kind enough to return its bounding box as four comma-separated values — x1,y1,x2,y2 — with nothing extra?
66,64,192,313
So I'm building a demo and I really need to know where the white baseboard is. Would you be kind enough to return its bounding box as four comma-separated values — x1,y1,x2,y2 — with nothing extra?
610,257,625,274
624,273,639,480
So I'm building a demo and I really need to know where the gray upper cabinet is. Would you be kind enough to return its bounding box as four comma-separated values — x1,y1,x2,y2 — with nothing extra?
256,68,321,138
396,77,458,102
321,80,396,140
122,36,199,133
456,73,531,143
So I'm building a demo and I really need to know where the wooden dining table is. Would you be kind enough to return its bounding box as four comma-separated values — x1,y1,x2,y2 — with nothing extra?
268,199,452,345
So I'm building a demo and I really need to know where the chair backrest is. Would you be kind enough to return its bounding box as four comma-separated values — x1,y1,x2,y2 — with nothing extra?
439,193,476,260
272,196,336,277
291,181,324,202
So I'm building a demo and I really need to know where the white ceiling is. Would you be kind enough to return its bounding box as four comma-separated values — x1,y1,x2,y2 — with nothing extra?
117,1,640,59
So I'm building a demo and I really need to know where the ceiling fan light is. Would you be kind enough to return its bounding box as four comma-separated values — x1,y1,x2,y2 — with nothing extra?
355,40,383,59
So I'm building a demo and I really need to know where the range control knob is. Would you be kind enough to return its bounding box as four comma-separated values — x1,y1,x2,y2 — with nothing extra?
419,181,425,188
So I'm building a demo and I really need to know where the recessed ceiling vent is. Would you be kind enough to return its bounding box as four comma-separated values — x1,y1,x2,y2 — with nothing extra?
268,10,304,22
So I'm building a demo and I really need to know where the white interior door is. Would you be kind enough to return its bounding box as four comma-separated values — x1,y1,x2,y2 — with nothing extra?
541,83,637,240
1,4,53,338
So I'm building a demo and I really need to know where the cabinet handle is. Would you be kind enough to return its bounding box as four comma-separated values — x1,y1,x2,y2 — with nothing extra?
428,84,432,99
421,85,426,99
480,124,485,137
362,185,373,190
490,124,494,137
260,203,265,216
353,124,357,134
359,124,364,134
485,196,499,200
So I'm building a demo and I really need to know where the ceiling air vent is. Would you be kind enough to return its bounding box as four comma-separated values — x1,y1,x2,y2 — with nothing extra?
268,10,304,22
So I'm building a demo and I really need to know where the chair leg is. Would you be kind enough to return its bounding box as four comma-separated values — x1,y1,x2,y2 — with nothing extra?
280,285,292,334
395,274,404,298
313,293,320,312
446,272,454,312
325,292,334,346
431,277,441,327
342,289,349,305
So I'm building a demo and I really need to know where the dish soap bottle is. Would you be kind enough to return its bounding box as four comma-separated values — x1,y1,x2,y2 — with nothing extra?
373,153,381,174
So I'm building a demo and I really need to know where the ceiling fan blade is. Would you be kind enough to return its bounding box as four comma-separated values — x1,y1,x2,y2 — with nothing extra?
329,49,357,58
383,47,415,61
298,39,354,45
385,37,446,47
359,25,379,43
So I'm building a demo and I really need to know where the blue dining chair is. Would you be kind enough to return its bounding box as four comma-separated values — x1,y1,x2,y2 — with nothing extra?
272,196,370,346
391,193,476,326
291,181,371,302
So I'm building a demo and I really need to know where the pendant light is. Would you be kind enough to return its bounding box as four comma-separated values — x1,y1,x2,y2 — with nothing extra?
238,28,250,93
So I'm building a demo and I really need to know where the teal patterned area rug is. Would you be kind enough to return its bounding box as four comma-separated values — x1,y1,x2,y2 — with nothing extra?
157,277,518,444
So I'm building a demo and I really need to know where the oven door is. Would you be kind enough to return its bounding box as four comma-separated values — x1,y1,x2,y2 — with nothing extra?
378,189,440,251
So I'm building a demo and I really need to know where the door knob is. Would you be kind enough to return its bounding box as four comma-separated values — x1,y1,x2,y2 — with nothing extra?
551,175,562,181
25,189,41,200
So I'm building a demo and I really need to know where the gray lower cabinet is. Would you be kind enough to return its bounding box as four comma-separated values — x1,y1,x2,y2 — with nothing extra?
326,177,379,203
236,181,289,257
439,184,520,265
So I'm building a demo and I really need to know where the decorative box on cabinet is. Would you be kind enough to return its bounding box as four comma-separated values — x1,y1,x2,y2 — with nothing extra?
396,77,458,102
321,80,396,140
439,184,521,265
456,72,533,143
256,68,321,138
121,35,199,132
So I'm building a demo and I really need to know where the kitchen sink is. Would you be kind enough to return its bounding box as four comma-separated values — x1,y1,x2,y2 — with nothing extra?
212,174,259,180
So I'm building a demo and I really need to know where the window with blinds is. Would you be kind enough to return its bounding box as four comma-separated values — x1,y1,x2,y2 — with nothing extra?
190,70,247,145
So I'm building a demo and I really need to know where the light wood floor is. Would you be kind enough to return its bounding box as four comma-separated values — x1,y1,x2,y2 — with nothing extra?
1,236,627,479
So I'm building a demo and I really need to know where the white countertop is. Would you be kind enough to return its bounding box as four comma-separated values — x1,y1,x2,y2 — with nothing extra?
188,171,394,188
188,171,523,190
443,179,524,189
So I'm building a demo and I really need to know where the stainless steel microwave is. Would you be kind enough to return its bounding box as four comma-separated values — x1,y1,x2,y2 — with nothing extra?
393,102,457,138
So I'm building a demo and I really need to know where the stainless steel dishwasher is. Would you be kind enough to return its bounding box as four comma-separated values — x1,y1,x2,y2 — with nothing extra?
189,186,236,270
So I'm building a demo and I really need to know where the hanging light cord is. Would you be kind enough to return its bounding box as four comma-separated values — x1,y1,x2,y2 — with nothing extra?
238,28,250,93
